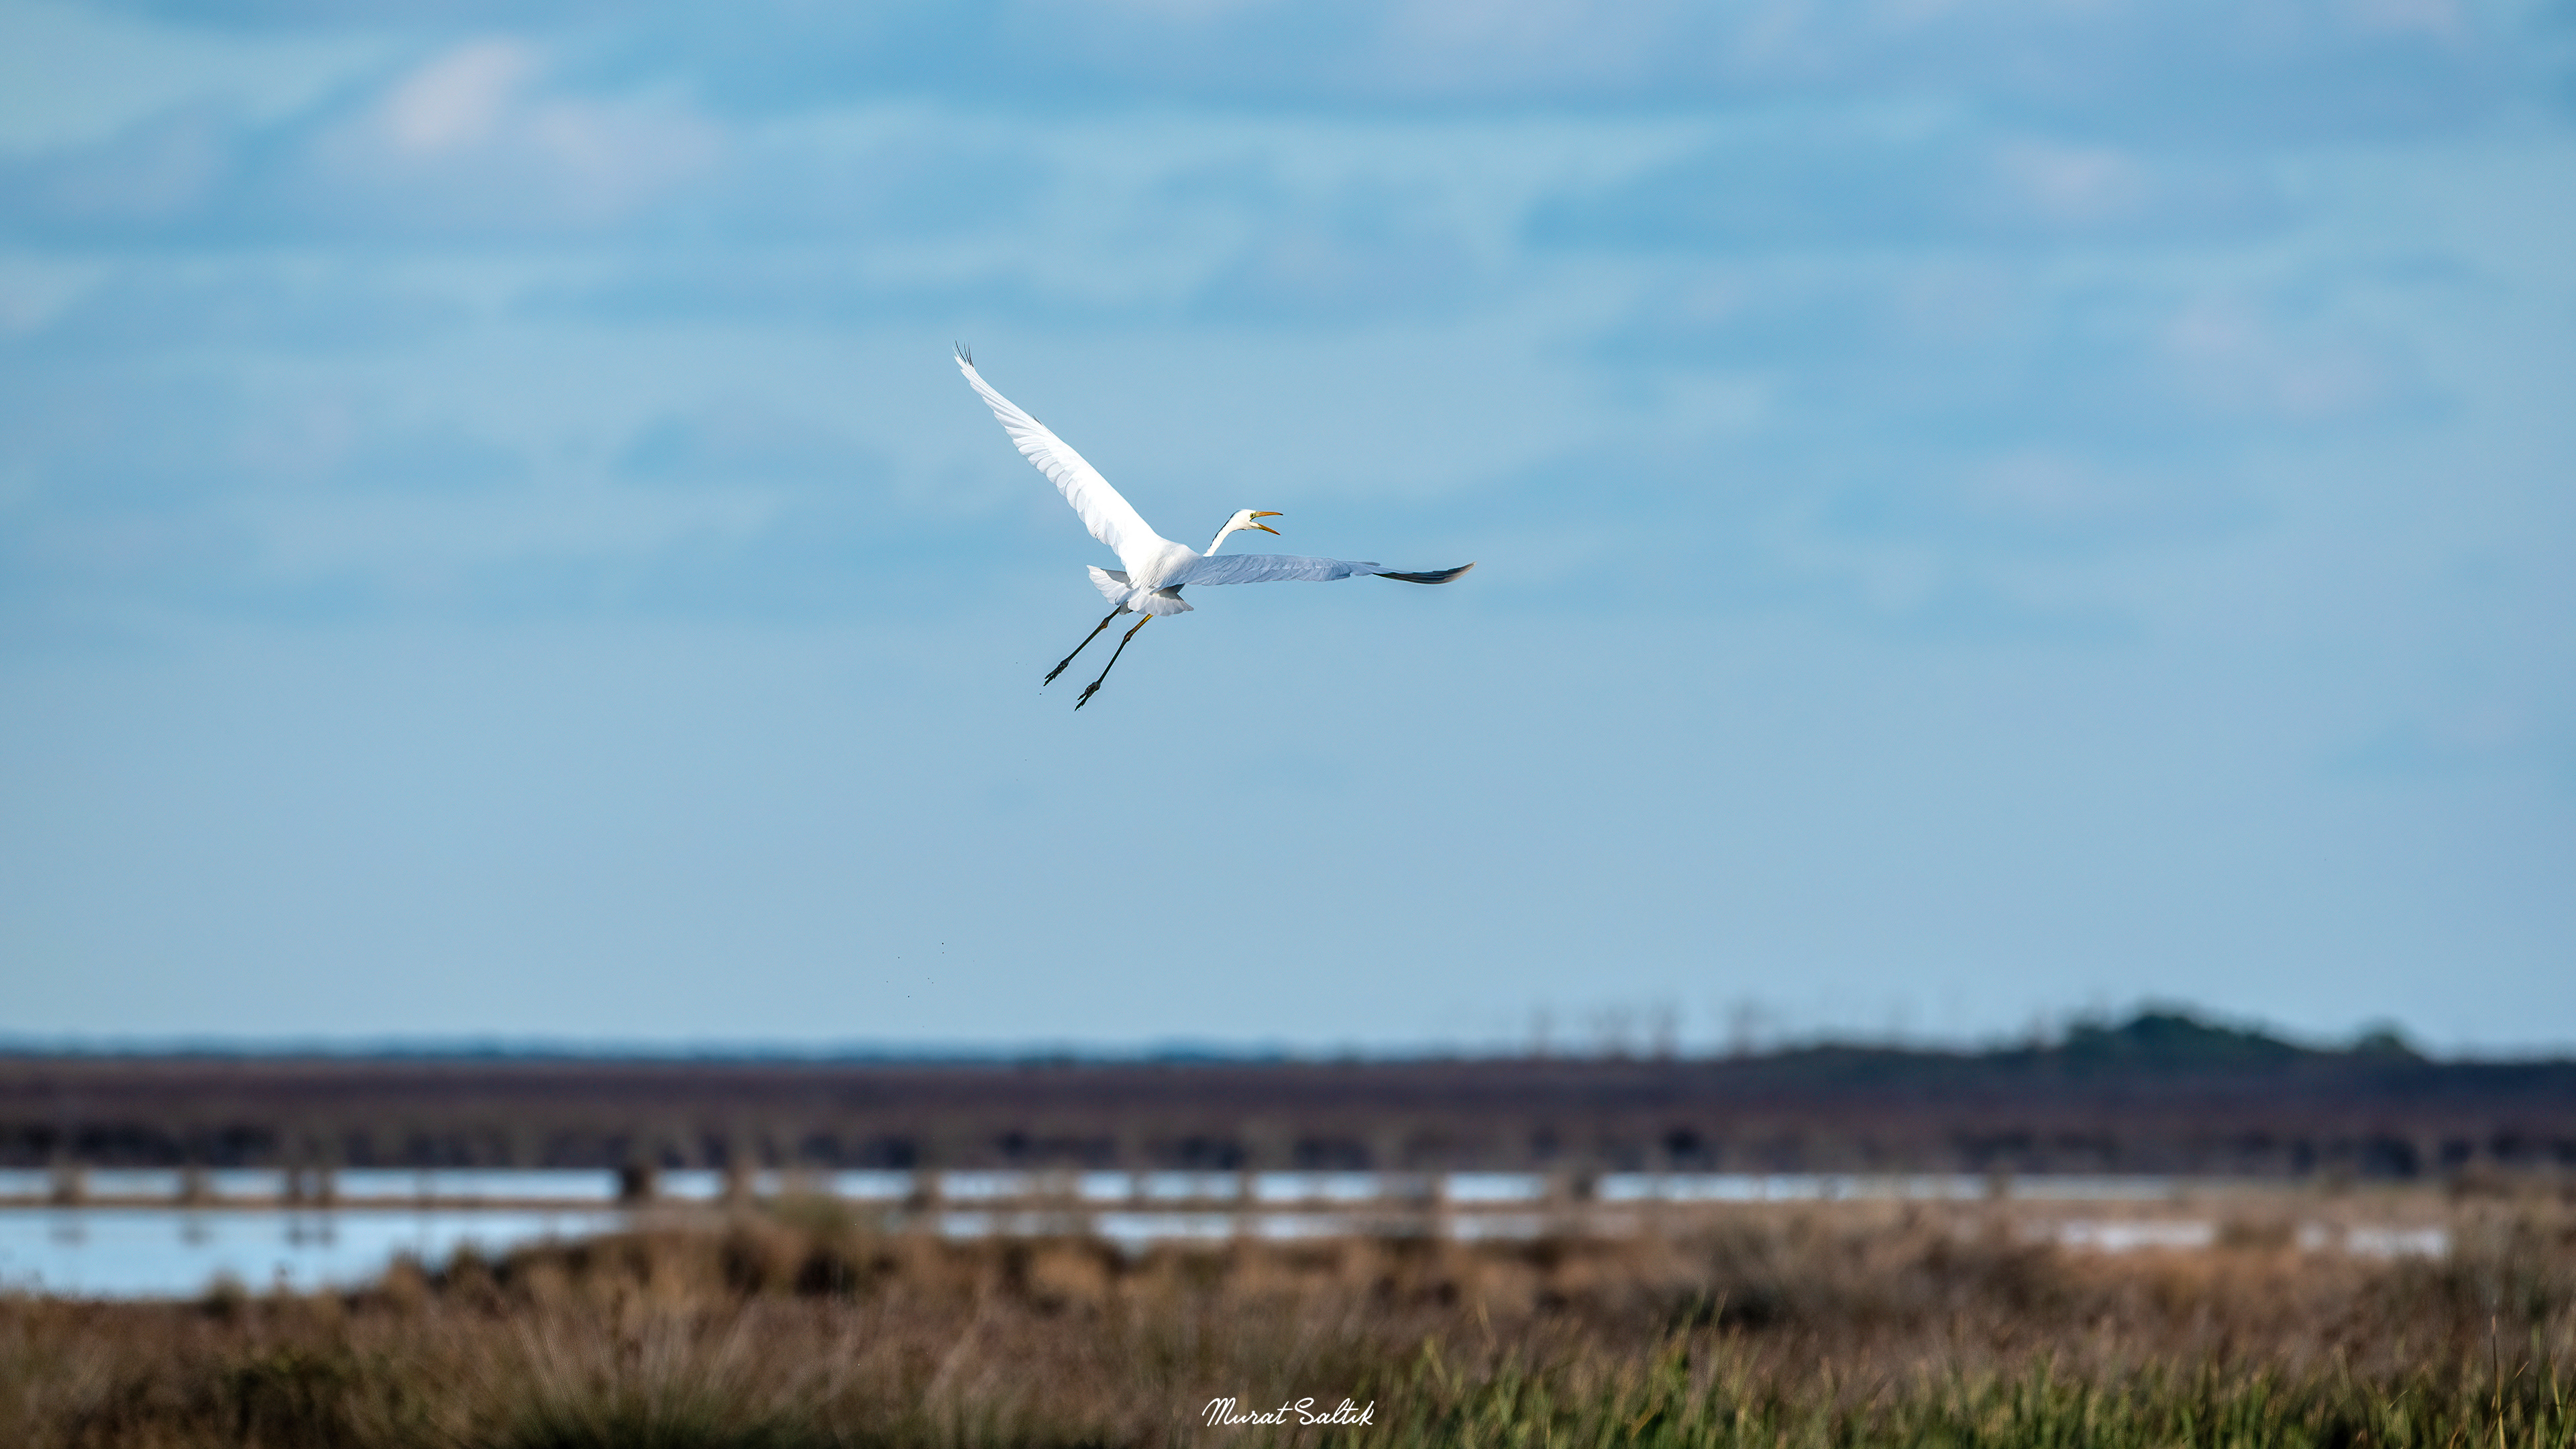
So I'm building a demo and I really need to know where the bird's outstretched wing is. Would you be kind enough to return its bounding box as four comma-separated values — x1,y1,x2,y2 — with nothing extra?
955,350,1166,574
1175,554,1477,586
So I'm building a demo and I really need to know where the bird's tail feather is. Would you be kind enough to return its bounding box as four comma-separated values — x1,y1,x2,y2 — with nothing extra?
1086,566,1193,613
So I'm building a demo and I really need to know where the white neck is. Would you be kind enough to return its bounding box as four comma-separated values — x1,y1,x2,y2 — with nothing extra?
1205,523,1242,555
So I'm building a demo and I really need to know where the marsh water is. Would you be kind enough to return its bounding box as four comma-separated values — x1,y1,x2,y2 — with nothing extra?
0,1207,626,1297
0,1170,2446,1298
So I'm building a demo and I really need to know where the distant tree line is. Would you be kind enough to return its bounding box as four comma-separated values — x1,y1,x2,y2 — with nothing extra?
1,1012,2569,1178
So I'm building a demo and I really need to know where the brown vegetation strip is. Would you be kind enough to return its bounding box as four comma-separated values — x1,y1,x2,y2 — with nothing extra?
3,1194,2573,1448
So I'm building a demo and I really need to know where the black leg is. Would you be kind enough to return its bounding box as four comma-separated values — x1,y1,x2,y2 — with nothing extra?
1045,608,1122,685
1075,615,1152,710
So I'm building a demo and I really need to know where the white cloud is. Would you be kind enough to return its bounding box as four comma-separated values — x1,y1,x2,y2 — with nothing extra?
0,36,724,244
378,38,534,154
303,38,720,235
2157,296,2414,425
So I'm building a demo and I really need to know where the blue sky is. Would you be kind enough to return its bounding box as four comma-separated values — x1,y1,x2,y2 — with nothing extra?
1,0,2571,1053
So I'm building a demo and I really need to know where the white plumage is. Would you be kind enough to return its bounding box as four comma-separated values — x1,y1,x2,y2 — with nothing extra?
957,349,1473,708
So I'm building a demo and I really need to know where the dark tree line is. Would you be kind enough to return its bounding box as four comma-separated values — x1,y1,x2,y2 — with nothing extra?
3,1012,2570,1177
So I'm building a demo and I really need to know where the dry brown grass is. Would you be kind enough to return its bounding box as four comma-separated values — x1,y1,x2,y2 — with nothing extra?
1,1192,2571,1448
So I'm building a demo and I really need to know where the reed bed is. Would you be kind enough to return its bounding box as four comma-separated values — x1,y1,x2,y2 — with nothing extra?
1,1193,2570,1448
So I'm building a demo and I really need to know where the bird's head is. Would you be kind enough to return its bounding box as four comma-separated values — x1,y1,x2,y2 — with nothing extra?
1222,509,1283,539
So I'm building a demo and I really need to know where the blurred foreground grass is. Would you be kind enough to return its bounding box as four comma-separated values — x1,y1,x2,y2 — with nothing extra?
3,1193,2571,1448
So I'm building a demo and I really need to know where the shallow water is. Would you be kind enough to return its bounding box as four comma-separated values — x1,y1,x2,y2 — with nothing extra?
0,1168,2193,1208
0,1197,2453,1300
0,1208,623,1299
8,1171,2446,1298
0,1168,623,1204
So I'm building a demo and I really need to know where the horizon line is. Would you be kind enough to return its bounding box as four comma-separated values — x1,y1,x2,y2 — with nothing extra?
0,1014,2557,1067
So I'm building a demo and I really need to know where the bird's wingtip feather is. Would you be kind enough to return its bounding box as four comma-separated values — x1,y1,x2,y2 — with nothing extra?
1378,561,1477,585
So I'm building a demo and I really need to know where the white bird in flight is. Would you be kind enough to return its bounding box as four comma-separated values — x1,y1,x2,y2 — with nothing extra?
956,347,1474,708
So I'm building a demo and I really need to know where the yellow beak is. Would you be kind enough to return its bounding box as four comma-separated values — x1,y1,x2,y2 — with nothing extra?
1250,511,1282,535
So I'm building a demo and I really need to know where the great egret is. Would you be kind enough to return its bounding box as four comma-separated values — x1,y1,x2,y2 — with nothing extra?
956,348,1474,708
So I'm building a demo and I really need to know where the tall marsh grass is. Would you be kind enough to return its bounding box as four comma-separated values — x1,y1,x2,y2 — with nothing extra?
2,1195,2570,1447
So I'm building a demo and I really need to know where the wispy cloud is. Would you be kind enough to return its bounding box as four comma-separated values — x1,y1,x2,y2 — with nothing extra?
1531,121,2294,252
17,264,463,353
0,37,720,246
96,0,2507,131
